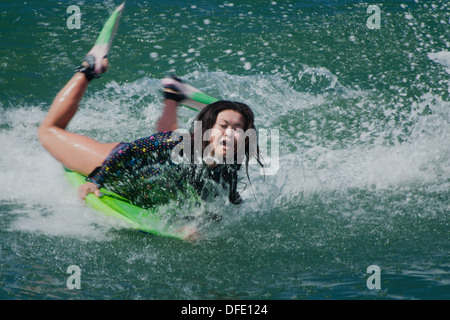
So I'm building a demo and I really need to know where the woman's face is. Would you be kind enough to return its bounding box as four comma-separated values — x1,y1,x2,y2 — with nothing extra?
209,109,245,159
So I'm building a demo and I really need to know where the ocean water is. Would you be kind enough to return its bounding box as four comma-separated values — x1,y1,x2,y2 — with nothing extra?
0,0,449,300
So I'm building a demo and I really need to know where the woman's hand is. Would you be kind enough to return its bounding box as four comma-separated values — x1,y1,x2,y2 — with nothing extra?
178,225,201,242
77,182,101,200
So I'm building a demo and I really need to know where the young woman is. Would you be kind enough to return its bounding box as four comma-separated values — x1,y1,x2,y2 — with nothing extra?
38,55,263,208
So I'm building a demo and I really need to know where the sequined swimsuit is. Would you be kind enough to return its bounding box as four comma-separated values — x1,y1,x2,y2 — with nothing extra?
86,131,242,206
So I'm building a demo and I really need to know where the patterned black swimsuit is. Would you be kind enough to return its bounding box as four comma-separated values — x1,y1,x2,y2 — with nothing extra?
86,131,242,207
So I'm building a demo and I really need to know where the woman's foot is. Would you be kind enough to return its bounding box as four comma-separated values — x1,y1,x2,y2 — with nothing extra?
162,75,188,102
76,55,108,81
161,75,208,111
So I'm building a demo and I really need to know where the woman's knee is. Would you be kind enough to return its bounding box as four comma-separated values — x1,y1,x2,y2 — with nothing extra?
37,124,52,149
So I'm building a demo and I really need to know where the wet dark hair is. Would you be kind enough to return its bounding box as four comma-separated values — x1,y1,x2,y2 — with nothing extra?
191,100,264,179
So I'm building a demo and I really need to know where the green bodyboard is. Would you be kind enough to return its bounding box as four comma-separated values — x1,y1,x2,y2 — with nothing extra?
64,168,187,239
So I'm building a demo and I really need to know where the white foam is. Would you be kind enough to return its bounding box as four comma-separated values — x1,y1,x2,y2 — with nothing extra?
221,72,450,207
428,51,450,94
3,71,449,237
428,50,450,73
0,104,125,240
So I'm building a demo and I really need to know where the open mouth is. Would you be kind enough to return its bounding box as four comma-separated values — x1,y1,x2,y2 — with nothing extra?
220,139,232,150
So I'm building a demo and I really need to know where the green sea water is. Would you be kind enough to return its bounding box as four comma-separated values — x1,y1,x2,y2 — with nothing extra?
0,0,449,301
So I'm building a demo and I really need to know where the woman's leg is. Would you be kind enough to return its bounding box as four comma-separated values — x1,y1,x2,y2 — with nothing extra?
38,67,119,176
156,99,179,132
157,76,191,132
